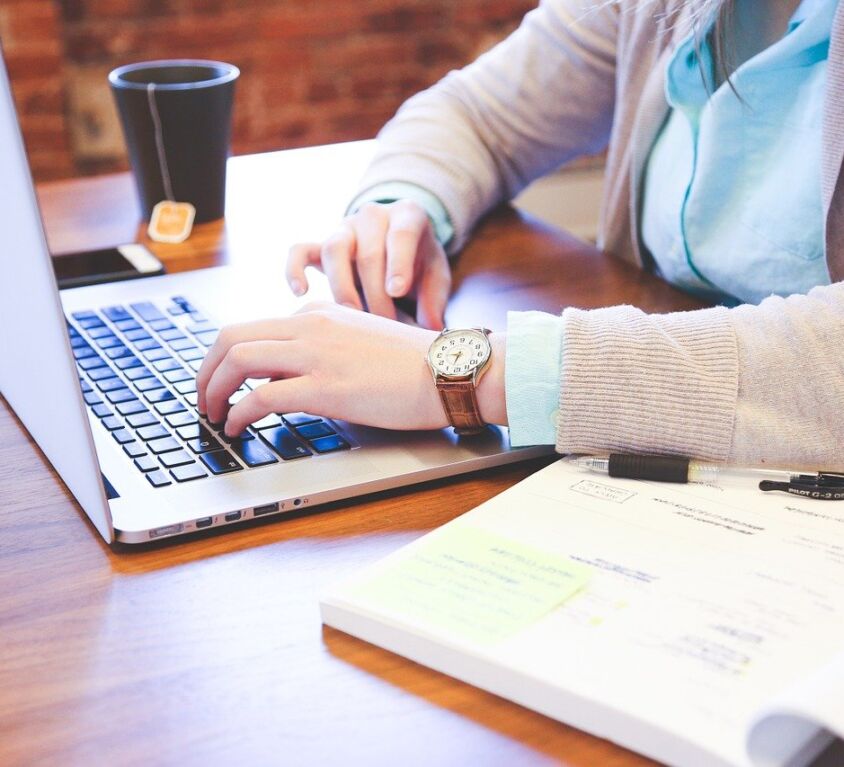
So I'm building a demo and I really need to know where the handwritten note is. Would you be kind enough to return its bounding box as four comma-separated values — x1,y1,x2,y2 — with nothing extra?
353,525,591,644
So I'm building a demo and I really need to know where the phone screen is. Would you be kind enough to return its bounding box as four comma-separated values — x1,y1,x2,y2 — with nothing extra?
52,244,165,289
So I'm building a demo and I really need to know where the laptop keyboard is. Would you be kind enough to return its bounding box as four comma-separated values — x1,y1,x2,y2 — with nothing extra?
68,295,351,489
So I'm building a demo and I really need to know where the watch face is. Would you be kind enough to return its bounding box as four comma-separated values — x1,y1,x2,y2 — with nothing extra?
428,329,491,377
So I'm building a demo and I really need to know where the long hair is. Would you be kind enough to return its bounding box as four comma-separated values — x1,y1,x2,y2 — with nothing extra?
707,0,737,89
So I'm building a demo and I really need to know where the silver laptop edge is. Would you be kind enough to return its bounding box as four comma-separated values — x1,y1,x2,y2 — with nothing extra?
0,49,552,546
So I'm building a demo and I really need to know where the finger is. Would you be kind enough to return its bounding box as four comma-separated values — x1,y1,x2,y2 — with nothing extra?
286,243,322,296
385,202,429,298
204,340,308,425
196,317,300,413
224,377,315,437
353,212,396,319
321,224,363,309
415,235,451,331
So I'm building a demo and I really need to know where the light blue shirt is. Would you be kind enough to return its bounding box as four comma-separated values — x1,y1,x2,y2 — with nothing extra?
641,0,834,306
354,0,835,446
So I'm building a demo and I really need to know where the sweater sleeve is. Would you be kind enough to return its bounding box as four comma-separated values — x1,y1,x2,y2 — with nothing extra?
555,281,844,470
352,0,619,253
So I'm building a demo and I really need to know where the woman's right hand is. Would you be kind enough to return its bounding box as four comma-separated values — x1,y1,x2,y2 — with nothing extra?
286,199,451,330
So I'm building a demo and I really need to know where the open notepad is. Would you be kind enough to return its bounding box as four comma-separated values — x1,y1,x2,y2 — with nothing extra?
321,459,844,767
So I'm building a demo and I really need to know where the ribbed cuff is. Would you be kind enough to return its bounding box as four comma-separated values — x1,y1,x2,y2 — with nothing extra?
557,304,738,461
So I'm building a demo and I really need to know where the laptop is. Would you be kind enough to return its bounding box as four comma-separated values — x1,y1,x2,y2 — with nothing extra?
0,52,550,545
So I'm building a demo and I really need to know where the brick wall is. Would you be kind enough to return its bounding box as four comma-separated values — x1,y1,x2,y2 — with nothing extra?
0,0,535,181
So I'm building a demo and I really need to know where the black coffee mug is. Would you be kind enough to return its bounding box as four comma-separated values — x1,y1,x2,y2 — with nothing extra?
109,60,239,223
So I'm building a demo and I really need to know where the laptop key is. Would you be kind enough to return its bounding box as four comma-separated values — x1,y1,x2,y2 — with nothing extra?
96,377,124,393
71,310,98,321
136,376,165,392
73,345,97,360
166,411,197,428
282,413,322,427
159,449,195,469
106,388,136,404
116,400,147,416
194,329,219,347
94,335,122,349
179,347,205,361
124,366,154,381
134,338,162,352
130,301,166,322
294,421,335,440
185,432,222,454
88,326,116,340
137,424,171,442
174,379,197,395
101,415,123,431
79,378,93,393
114,356,142,371
88,365,116,381
148,436,181,454
167,338,196,352
219,428,255,444
230,438,278,467
310,434,351,454
111,428,134,445
163,368,191,383
114,319,141,332
153,358,181,373
83,391,103,406
148,318,175,332
70,335,88,348
260,426,312,460
134,455,158,472
123,328,151,342
155,400,187,415
126,411,159,429
184,392,199,406
77,317,105,330
91,403,112,418
170,464,207,483
158,328,186,342
104,346,131,360
144,388,175,404
103,305,132,322
143,348,170,362
200,450,242,475
77,355,107,371
146,469,172,488
124,442,148,459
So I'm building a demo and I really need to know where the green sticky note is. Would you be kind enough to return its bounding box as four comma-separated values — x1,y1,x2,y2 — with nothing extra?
352,525,591,645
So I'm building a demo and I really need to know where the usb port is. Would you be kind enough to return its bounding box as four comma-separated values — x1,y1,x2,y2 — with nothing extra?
253,502,279,517
196,517,213,529
224,511,242,522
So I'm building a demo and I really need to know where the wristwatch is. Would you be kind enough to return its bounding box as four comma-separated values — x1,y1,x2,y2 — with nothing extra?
427,327,492,435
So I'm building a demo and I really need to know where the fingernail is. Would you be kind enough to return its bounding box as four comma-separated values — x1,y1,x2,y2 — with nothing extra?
290,279,304,296
386,276,404,296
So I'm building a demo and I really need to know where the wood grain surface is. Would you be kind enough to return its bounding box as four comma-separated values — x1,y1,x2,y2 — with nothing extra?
0,143,718,767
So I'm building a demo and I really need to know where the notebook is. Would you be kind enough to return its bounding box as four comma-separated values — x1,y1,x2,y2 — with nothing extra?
321,459,844,767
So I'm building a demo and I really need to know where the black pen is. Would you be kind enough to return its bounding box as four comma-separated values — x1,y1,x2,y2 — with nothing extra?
572,454,844,500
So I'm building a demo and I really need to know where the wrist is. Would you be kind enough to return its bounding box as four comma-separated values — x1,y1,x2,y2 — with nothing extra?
477,332,507,427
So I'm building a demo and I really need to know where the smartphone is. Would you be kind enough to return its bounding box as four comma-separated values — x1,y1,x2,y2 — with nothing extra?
52,243,165,289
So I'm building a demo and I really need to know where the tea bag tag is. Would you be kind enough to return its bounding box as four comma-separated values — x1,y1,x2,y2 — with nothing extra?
148,200,196,243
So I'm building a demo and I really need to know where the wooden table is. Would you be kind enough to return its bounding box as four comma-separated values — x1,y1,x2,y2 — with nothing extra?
0,142,714,766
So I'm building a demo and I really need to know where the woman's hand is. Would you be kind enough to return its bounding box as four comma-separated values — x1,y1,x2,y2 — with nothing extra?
196,302,445,437
286,200,451,330
195,303,508,438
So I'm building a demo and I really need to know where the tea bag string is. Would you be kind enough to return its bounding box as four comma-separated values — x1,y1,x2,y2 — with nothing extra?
146,83,175,203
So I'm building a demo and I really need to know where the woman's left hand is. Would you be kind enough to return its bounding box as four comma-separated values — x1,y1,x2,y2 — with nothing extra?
196,302,448,437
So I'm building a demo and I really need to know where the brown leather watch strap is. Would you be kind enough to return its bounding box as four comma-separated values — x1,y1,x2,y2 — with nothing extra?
437,379,486,435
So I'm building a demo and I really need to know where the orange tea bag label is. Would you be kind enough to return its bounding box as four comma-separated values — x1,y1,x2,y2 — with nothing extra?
148,200,196,243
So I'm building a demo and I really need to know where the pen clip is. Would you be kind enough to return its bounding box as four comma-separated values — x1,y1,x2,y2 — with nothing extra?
759,473,844,501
